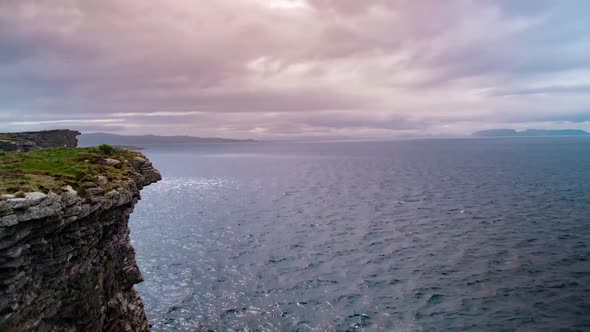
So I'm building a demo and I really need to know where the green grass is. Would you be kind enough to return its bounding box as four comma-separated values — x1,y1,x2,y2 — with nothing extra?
0,146,142,195
0,134,17,142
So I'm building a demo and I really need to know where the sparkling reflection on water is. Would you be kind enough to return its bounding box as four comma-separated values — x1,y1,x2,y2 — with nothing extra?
130,139,590,331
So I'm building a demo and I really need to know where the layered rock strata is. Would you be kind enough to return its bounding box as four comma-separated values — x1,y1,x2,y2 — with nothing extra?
0,153,161,331
0,130,80,152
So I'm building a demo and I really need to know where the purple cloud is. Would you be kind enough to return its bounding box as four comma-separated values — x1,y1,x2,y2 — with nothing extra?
0,0,589,138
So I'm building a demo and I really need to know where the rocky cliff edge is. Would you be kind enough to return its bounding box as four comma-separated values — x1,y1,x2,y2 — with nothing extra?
0,130,80,152
0,147,161,331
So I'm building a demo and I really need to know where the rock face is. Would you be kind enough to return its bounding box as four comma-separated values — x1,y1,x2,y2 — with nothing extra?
0,155,161,331
0,130,80,151
0,140,36,153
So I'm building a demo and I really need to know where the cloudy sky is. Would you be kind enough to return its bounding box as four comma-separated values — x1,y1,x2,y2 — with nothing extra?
1,0,590,139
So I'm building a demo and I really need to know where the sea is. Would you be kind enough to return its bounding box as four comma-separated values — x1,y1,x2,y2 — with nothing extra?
129,138,590,331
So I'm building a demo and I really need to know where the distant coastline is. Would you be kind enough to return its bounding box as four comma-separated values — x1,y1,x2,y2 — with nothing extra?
472,129,590,138
78,132,255,147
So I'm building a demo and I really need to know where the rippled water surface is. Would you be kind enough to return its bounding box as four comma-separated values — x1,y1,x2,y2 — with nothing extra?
130,138,590,331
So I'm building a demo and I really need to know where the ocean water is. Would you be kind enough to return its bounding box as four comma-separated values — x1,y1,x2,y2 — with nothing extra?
130,138,590,331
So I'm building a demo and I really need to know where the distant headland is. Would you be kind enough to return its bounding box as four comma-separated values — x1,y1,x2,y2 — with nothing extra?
472,129,590,138
78,132,255,147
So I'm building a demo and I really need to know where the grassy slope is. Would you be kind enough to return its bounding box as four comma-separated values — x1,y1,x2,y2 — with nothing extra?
0,146,142,195
0,135,17,142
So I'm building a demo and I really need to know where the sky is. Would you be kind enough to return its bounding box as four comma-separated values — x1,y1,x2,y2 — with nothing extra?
1,0,590,140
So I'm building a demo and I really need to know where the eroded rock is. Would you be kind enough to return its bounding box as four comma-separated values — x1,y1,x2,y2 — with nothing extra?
0,130,80,150
105,158,121,166
0,155,160,332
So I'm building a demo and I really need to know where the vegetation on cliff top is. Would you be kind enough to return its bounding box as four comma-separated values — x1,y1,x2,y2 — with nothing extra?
0,145,143,195
0,134,17,142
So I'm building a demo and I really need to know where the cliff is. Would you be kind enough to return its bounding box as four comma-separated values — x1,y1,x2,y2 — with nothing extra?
0,130,80,152
0,146,161,331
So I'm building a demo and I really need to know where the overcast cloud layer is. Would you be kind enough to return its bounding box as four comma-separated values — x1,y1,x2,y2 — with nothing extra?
1,0,590,139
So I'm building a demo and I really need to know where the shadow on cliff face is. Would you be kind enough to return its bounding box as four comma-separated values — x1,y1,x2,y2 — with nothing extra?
0,129,80,152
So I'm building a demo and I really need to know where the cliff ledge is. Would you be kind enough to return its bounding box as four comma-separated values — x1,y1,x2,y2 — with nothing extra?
0,130,80,152
0,145,161,331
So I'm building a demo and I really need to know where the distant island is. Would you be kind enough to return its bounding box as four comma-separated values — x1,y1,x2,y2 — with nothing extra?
472,129,590,138
78,133,255,147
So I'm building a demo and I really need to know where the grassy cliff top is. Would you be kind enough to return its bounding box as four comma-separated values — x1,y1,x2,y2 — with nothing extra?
0,145,143,196
0,134,17,142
